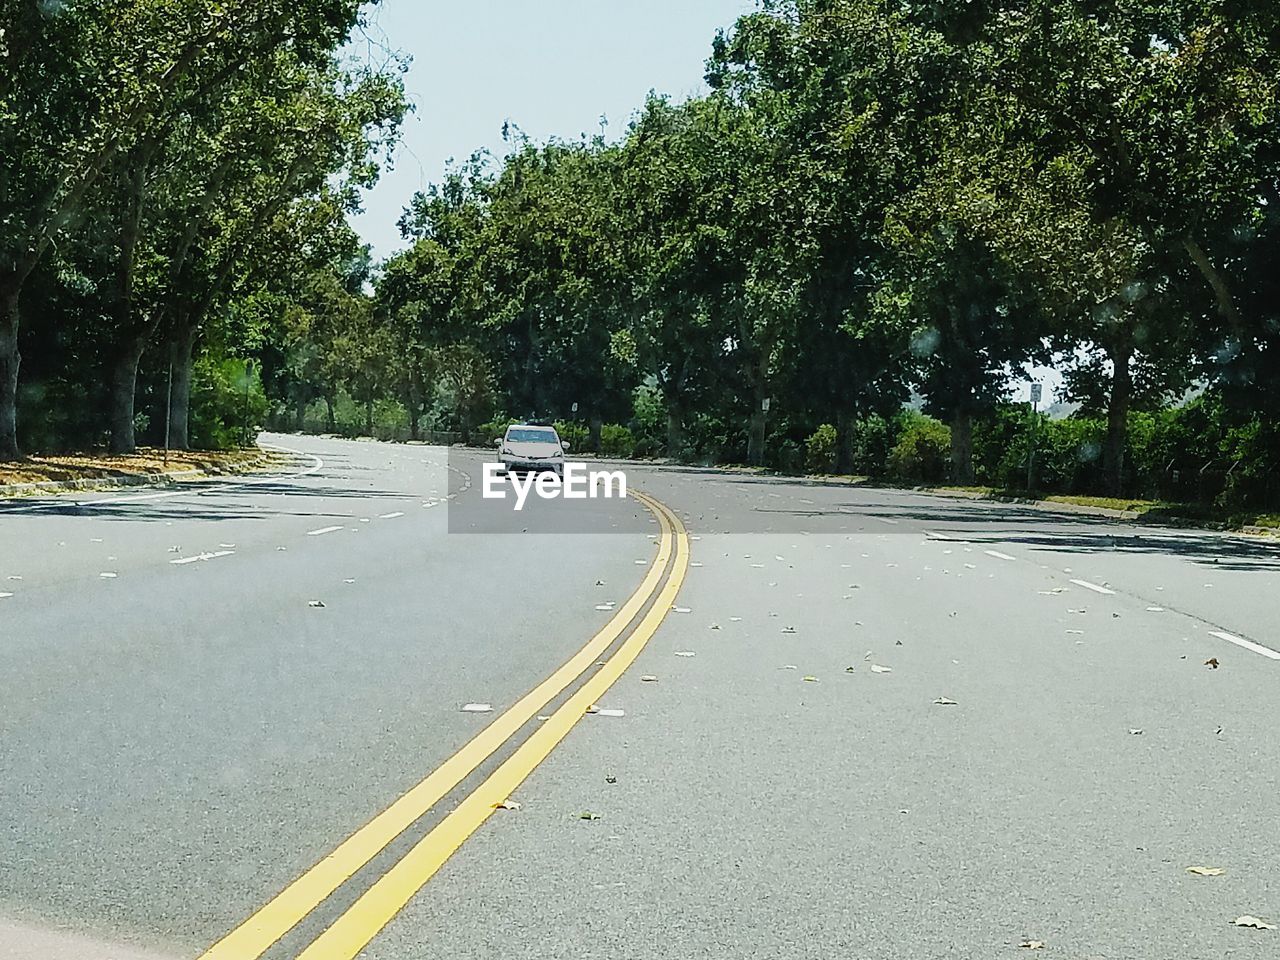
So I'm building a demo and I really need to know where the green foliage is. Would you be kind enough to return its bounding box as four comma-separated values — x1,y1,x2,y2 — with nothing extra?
805,424,838,474
189,357,267,450
599,424,635,459
888,413,951,484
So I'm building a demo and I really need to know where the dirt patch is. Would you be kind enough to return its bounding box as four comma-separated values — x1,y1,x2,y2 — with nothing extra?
0,448,279,487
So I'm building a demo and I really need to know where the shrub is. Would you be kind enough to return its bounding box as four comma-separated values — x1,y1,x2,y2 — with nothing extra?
599,424,635,458
805,423,838,473
888,412,950,483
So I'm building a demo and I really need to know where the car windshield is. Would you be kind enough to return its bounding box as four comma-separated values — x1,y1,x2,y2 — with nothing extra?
506,429,558,444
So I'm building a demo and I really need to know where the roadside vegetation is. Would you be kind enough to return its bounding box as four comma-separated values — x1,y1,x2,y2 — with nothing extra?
3,1,1278,521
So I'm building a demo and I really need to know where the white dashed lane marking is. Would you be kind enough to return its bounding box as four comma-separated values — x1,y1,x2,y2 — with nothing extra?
171,551,235,566
1070,578,1116,595
1209,630,1280,661
378,512,406,519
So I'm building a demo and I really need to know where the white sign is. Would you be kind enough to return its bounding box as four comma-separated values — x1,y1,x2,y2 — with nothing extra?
1030,383,1043,404
762,398,771,413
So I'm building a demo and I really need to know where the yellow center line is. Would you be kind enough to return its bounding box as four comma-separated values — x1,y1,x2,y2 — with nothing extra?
198,494,676,960
294,492,690,960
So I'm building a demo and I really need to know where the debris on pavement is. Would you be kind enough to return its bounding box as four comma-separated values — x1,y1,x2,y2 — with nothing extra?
577,811,602,820
672,606,692,614
1186,866,1225,876
781,626,797,634
493,800,521,811
592,708,625,718
1232,916,1275,930
1205,658,1220,669
802,675,818,682
675,650,695,657
933,697,958,705
461,703,492,713
308,600,325,608
870,664,892,674
605,775,617,784
639,675,658,682
1128,728,1144,735
1018,940,1045,950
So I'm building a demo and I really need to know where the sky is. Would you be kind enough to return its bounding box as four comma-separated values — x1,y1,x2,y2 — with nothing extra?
346,0,757,262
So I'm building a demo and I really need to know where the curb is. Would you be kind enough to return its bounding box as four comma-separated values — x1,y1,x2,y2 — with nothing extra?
0,455,276,499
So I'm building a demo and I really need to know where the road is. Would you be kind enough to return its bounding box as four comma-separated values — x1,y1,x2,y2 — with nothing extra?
2,433,1277,959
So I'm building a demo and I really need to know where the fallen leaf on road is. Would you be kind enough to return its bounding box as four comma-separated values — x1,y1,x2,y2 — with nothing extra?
933,697,958,705
782,664,798,670
578,811,602,820
870,664,892,674
536,715,551,721
895,640,903,646
1128,728,1144,735
1018,939,1045,949
493,800,521,811
1205,658,1220,669
461,703,492,713
710,623,721,630
595,579,605,586
605,775,617,784
781,626,797,634
343,579,356,584
308,600,325,608
845,666,856,673
1232,916,1275,930
639,675,658,682
802,676,818,682
1186,866,1224,876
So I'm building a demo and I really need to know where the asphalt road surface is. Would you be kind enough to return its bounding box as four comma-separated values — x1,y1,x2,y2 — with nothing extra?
2,434,1277,959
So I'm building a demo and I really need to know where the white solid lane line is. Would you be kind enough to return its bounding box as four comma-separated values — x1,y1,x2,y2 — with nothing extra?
1070,578,1116,595
1209,630,1280,661
378,512,406,519
925,531,955,541
872,517,900,525
307,526,345,537
984,550,1017,561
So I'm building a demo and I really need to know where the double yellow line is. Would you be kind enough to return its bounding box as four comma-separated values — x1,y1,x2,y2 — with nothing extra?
199,490,689,960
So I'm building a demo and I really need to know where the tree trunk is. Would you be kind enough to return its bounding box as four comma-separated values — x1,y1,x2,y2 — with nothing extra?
0,284,20,459
168,327,197,451
324,394,336,433
1103,340,1134,497
109,347,144,454
294,395,306,432
746,355,769,467
407,366,423,441
364,397,374,437
665,408,684,458
835,409,855,475
950,410,975,485
589,414,603,455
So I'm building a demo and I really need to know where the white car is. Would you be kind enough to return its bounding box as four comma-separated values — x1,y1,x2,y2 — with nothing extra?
495,424,569,477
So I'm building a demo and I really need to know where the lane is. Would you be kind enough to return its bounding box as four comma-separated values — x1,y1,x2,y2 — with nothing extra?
355,461,1279,960
0,436,657,957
